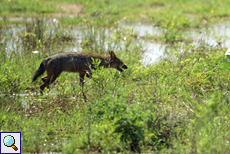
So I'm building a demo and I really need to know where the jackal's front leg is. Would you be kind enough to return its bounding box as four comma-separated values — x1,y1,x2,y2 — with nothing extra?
86,70,92,78
79,73,85,88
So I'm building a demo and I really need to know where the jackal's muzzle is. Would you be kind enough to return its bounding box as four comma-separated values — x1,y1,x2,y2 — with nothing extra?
117,64,128,72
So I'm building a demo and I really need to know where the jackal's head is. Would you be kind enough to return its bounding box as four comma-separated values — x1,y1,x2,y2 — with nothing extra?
108,50,128,72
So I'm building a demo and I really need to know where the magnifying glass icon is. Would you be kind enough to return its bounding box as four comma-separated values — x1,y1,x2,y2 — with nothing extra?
3,135,18,151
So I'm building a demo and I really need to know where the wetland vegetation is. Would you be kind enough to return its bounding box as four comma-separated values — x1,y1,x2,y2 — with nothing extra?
1,0,230,153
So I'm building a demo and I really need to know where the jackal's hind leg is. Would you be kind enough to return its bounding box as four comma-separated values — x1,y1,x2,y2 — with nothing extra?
40,76,51,92
41,76,47,83
40,71,61,92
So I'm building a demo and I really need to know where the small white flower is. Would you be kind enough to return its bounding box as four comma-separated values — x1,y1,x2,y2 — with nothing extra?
225,48,230,55
53,18,58,23
32,51,39,54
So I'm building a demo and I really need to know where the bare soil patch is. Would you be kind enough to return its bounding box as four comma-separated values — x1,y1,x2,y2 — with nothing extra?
54,3,84,17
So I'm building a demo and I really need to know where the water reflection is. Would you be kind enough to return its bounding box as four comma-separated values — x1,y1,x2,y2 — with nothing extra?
141,42,166,66
122,21,230,65
2,20,230,66
121,23,163,37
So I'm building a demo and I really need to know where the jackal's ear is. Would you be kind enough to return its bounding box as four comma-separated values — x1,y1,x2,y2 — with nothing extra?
109,50,116,59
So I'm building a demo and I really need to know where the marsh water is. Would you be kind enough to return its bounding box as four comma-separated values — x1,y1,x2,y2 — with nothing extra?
3,20,230,66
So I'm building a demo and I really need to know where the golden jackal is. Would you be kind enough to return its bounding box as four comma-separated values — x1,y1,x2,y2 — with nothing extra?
32,50,128,91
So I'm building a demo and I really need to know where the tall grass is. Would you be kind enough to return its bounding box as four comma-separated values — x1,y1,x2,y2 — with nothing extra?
1,0,230,153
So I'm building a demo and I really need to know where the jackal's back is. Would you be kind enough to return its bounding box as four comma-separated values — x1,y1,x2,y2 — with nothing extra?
45,52,108,73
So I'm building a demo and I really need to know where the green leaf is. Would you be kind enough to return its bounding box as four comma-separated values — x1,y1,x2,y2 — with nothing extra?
223,58,230,70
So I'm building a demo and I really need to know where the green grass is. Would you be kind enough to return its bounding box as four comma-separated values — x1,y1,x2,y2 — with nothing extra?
1,0,230,153
1,0,230,25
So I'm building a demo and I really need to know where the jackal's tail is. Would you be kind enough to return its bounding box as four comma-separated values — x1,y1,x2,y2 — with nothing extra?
32,60,46,82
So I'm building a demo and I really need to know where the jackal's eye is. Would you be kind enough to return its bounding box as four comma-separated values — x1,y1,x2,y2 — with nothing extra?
118,62,124,66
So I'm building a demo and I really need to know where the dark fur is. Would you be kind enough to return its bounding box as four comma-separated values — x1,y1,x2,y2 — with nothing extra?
32,51,128,91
